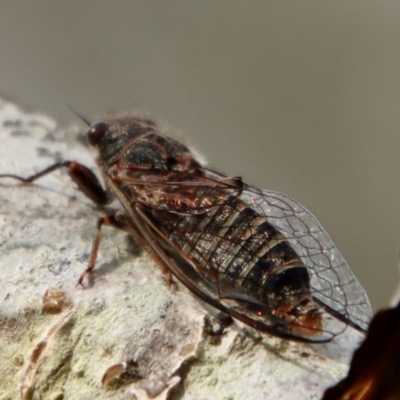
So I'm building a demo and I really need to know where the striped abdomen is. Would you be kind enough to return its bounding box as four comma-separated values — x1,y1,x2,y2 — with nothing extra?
158,195,312,310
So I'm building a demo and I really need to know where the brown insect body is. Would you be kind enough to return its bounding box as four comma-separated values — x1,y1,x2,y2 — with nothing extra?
91,115,371,342
0,114,373,343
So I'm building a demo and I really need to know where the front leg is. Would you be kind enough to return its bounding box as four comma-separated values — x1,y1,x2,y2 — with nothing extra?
0,160,110,205
78,211,176,288
78,211,130,287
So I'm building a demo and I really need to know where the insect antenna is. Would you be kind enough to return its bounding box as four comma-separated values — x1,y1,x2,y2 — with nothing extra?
67,104,91,126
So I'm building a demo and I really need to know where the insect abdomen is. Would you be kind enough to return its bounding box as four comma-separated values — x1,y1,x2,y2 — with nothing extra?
159,195,311,309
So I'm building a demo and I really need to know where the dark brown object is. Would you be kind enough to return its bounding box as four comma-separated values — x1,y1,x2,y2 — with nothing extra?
323,302,400,400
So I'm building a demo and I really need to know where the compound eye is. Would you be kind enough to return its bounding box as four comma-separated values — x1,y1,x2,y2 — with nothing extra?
87,122,108,145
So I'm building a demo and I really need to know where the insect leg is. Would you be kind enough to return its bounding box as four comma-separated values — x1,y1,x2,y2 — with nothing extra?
204,312,233,335
78,211,129,287
0,161,110,205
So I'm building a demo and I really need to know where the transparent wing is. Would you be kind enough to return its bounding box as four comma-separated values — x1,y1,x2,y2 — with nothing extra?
117,169,372,341
241,187,373,332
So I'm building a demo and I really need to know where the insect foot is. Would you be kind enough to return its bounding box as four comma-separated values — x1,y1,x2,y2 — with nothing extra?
203,313,234,345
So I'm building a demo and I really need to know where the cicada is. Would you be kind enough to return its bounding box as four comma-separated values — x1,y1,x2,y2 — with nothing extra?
0,114,372,342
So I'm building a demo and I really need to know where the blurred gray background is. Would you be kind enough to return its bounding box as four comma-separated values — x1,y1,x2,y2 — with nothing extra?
1,1,400,311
